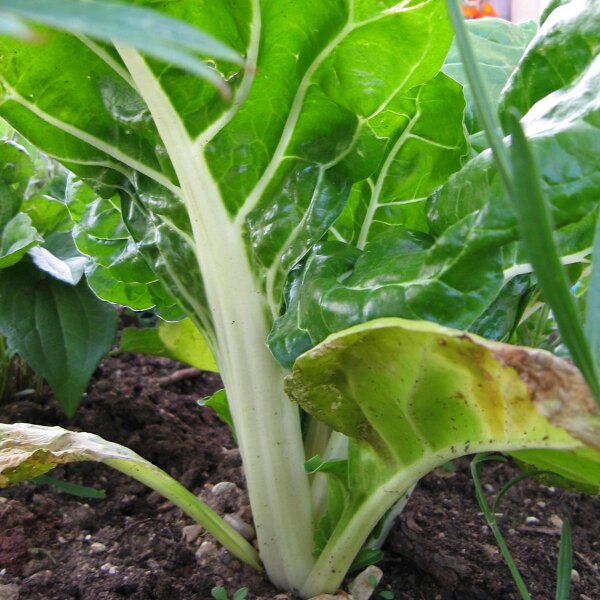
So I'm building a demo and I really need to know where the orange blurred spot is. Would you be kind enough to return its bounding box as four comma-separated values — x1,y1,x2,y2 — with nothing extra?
462,5,480,18
480,2,497,16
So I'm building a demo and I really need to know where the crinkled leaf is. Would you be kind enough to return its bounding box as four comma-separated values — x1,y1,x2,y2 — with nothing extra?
0,212,42,268
65,177,185,319
443,18,536,135
330,72,467,247
270,8,600,368
0,260,117,416
285,318,600,582
0,0,459,341
500,0,600,124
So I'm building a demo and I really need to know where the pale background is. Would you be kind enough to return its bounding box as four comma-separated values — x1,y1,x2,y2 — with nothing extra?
511,0,542,21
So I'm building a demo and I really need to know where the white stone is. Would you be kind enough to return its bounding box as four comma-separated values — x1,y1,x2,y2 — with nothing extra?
89,542,107,555
181,524,203,544
349,565,383,600
211,481,237,496
223,515,255,541
99,563,118,575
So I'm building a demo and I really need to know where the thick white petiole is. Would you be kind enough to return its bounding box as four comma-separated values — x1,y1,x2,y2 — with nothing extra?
117,46,316,592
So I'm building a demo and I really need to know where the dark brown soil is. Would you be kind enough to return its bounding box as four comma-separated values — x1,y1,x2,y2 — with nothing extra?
1,350,599,600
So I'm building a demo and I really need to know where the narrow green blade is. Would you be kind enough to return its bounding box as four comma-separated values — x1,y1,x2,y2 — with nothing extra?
0,0,243,95
586,214,600,380
507,110,600,404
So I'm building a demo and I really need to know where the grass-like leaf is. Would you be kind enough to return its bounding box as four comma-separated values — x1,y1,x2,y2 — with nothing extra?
506,110,600,404
555,519,573,600
587,214,600,381
31,474,106,499
0,0,243,97
471,454,532,600
444,0,513,193
445,0,600,407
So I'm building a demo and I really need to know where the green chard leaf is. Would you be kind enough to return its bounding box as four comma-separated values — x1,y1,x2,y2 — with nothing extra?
269,0,600,369
442,18,536,137
0,0,243,96
286,318,600,595
0,0,463,358
500,0,600,125
0,260,117,417
0,140,42,267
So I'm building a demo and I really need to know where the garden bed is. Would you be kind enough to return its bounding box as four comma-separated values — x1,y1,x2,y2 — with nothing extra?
1,351,599,600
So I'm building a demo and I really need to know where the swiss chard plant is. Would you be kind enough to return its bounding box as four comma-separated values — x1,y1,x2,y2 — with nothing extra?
0,123,117,415
1,0,600,596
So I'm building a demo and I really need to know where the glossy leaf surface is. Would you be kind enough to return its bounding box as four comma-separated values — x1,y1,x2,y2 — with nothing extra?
443,18,536,135
270,1,600,368
0,0,243,95
0,261,117,416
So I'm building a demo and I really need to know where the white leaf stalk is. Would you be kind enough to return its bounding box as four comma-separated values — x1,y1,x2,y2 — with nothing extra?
116,46,315,592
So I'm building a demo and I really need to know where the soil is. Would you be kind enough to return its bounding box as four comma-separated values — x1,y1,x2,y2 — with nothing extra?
1,348,600,600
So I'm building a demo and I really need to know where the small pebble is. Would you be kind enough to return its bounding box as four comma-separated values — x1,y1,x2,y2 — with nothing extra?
482,544,499,559
181,524,203,544
195,541,217,561
223,515,255,541
536,501,547,508
348,565,382,600
83,534,92,542
211,481,237,496
525,516,540,525
571,569,581,583
89,542,107,555
484,483,494,493
550,514,564,529
99,563,118,575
